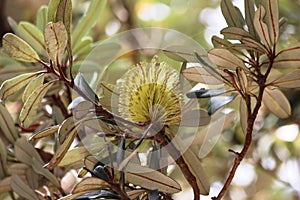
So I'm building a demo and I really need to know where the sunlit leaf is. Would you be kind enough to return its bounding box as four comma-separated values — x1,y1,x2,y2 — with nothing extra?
254,6,271,49
36,6,48,31
29,125,59,141
263,87,291,118
11,175,39,200
72,0,107,50
0,103,19,144
221,0,244,28
182,148,210,195
208,95,237,115
272,44,300,68
47,0,60,22
186,89,229,98
17,22,46,57
124,163,181,194
261,0,279,45
2,33,41,62
58,117,76,144
272,70,300,88
19,81,55,128
74,73,99,104
208,48,247,71
221,27,252,41
72,177,108,194
182,66,224,85
44,22,68,65
22,74,45,103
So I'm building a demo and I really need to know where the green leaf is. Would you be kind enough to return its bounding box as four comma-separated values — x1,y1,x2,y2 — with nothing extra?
19,81,55,128
221,27,252,41
36,6,48,31
44,22,68,65
56,0,72,37
272,44,300,68
0,139,7,178
208,48,247,71
261,0,279,45
7,17,18,33
0,72,40,100
182,149,210,195
263,87,291,118
182,66,224,85
0,103,19,144
47,0,60,23
29,125,59,141
254,6,271,49
22,74,45,103
73,36,93,56
221,0,244,28
272,70,300,88
181,109,211,127
2,33,41,62
11,175,39,200
72,0,107,50
212,35,232,49
17,22,46,57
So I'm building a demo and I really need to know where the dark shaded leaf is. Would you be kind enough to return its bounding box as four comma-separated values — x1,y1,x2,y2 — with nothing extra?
56,0,72,39
74,73,99,104
11,175,39,200
186,89,229,98
208,95,237,115
73,190,121,200
93,165,110,182
149,189,160,200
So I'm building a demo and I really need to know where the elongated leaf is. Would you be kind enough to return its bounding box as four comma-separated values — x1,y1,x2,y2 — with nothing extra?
221,0,244,28
261,0,279,45
58,117,76,143
0,139,7,178
0,177,11,193
208,95,237,115
0,72,39,100
44,22,68,65
22,74,45,103
47,0,60,22
208,48,247,71
236,67,248,93
124,163,181,194
2,33,41,62
72,0,107,50
212,36,232,48
56,0,72,38
182,66,224,85
254,6,271,49
182,149,210,195
20,81,55,128
272,70,300,88
11,175,39,200
0,103,19,144
187,89,229,98
7,17,18,33
272,44,300,68
240,98,248,134
163,46,198,62
221,27,252,41
72,177,108,194
29,125,59,141
44,125,78,169
240,38,269,54
245,0,257,38
263,87,291,118
73,36,93,56
36,6,48,31
74,73,99,104
17,22,46,57
181,109,211,127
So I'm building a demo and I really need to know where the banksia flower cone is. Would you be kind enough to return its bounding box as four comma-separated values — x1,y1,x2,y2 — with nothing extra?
118,56,183,125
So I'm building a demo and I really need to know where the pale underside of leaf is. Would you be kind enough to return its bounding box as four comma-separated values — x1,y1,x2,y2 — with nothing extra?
261,0,279,45
240,98,248,134
22,74,45,103
272,70,300,88
2,33,41,62
221,27,252,41
272,44,300,68
182,66,224,85
72,177,108,194
263,87,291,118
254,6,271,50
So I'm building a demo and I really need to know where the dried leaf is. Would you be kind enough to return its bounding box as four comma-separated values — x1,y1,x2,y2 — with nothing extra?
182,149,210,195
44,22,68,65
221,0,244,28
19,81,55,128
0,72,40,100
2,33,41,62
221,27,252,41
272,70,300,88
22,74,45,103
263,87,291,118
208,48,247,71
0,103,19,144
272,44,300,68
17,22,46,57
182,66,224,85
29,125,59,141
72,0,107,50
261,0,279,45
36,6,48,31
254,6,271,49
11,175,39,200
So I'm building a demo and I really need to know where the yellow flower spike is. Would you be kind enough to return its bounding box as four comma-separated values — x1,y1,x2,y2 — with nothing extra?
118,56,183,125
